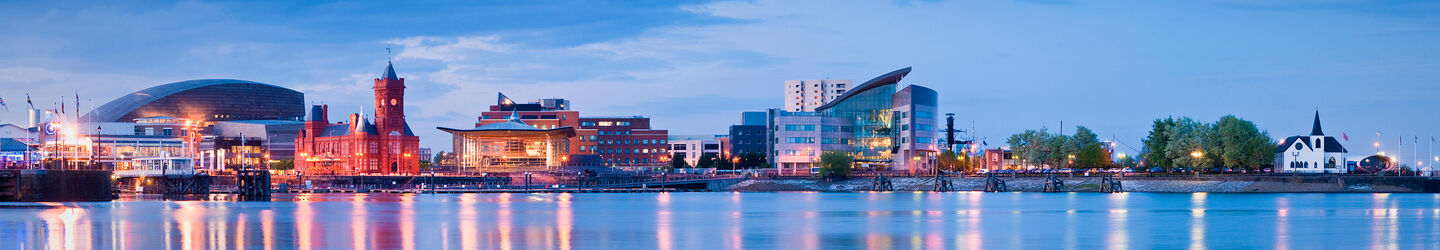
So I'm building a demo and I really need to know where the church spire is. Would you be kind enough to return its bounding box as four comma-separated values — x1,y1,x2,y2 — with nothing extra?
382,61,400,81
1310,110,1324,136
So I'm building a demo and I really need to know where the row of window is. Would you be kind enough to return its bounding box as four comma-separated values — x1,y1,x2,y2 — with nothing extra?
898,137,934,144
597,130,632,135
607,158,657,165
596,139,664,145
784,137,815,143
581,121,633,127
899,124,935,131
597,148,664,154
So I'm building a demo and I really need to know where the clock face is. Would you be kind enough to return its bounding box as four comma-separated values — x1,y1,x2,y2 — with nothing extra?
1294,143,1302,150
390,99,398,106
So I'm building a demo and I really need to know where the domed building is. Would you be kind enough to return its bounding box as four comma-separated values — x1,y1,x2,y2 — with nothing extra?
82,79,304,123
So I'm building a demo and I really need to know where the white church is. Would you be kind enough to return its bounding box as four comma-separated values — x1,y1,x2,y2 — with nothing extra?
1275,111,1348,173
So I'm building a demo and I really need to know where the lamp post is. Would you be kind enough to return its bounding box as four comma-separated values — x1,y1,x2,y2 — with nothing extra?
1190,150,1204,176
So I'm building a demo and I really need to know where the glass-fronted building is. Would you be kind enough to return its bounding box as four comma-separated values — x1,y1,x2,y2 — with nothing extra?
769,67,940,173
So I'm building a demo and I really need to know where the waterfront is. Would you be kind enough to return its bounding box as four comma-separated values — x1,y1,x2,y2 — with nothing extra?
1,192,1439,249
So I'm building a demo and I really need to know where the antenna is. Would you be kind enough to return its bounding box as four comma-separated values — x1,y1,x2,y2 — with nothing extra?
386,47,392,61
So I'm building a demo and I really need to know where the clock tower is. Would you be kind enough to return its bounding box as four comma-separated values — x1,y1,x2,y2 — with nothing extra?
374,61,406,135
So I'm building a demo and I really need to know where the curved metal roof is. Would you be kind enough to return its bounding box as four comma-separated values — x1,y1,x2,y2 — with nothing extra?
81,79,299,122
814,67,911,112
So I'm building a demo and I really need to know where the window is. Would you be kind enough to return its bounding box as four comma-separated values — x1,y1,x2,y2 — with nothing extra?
917,137,933,144
619,121,631,126
581,121,596,126
916,125,934,131
915,111,935,119
598,121,614,126
901,125,909,131
784,125,816,131
784,137,815,143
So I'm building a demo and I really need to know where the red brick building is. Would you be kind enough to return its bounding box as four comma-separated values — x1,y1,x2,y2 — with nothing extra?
294,62,421,175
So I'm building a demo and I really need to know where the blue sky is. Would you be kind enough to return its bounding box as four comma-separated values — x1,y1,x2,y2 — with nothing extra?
1,0,1438,160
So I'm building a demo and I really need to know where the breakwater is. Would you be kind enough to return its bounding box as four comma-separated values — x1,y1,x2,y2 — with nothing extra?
722,175,1440,193
0,170,115,201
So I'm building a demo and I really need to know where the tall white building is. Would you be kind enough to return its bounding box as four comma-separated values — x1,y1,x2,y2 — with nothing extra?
783,79,852,112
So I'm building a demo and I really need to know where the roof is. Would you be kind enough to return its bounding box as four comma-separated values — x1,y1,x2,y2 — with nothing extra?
1276,136,1348,153
219,120,305,126
1,138,28,151
1310,110,1324,136
382,62,400,81
320,124,355,137
815,67,911,112
82,79,299,122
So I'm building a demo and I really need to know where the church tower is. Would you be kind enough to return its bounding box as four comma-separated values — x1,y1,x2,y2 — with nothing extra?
374,61,406,135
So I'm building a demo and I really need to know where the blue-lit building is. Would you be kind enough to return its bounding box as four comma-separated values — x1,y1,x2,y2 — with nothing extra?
767,67,940,173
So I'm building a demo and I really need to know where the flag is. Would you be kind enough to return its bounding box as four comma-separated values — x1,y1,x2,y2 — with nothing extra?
25,94,32,108
1342,133,1348,141
0,96,7,111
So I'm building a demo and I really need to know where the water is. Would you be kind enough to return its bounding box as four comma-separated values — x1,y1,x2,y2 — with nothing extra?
2,192,1439,249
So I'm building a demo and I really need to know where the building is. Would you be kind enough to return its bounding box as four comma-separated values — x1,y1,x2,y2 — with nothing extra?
728,125,766,156
766,67,939,173
983,148,1016,170
766,109,849,174
476,93,594,156
741,111,767,126
1274,111,1347,173
581,116,669,169
668,135,724,167
440,110,575,173
82,79,304,123
34,116,194,170
784,79,852,112
197,120,304,171
294,62,421,175
890,85,940,171
1,138,34,168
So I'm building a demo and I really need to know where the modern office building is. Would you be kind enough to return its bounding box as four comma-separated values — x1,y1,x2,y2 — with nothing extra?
784,79,852,112
580,116,668,169
82,79,304,123
766,109,849,173
668,135,724,166
440,110,576,173
294,62,421,176
890,85,940,171
476,93,595,156
767,67,939,173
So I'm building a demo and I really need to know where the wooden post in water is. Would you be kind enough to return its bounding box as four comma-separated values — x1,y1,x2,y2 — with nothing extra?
236,169,271,200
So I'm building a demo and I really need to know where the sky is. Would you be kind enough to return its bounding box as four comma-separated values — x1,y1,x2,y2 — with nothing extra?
1,0,1438,161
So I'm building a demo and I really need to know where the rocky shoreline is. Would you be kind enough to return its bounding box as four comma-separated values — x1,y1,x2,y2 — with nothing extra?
720,176,1440,193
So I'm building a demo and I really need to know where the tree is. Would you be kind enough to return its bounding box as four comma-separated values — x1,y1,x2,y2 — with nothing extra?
696,153,718,169
1144,117,1176,168
431,151,446,167
1007,129,1051,168
1075,144,1110,168
739,152,766,169
270,159,294,170
668,155,690,169
816,151,853,179
938,150,960,172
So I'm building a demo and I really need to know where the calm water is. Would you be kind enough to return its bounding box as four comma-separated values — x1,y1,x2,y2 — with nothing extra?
3,192,1440,249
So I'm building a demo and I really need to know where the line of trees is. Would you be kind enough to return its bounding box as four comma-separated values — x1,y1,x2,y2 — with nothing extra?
1142,115,1274,170
1005,126,1111,168
667,152,768,170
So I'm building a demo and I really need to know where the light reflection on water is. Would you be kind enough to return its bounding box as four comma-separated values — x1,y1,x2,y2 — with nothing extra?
2,192,1440,249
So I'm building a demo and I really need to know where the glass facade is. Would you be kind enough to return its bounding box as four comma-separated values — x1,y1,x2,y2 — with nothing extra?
819,84,895,163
